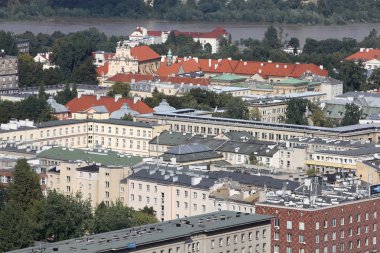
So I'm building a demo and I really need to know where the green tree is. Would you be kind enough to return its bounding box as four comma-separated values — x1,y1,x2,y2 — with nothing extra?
131,209,158,226
0,31,18,55
7,159,43,211
0,203,34,252
18,96,55,122
42,68,63,86
338,60,366,91
306,168,318,177
42,191,92,241
70,57,98,85
341,103,362,126
366,68,380,90
18,53,43,87
262,25,282,49
224,97,249,120
310,107,327,127
55,83,75,104
250,107,262,121
249,153,258,165
38,83,47,100
92,201,133,234
285,98,308,125
107,82,131,98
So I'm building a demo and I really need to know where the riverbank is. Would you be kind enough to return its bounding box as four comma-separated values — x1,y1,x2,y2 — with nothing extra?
1,17,380,45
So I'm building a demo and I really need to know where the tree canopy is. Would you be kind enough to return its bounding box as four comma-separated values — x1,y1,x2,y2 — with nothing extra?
341,103,362,126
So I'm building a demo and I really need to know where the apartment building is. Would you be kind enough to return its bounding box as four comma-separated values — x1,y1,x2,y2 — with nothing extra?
124,162,300,221
12,211,272,253
0,119,170,157
136,110,380,144
42,147,142,207
306,146,380,173
0,50,18,91
256,177,380,253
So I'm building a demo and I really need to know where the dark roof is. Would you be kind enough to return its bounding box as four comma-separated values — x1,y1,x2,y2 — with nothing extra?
362,159,380,172
77,164,100,173
207,171,300,191
222,131,255,141
10,211,272,253
316,146,380,157
166,143,212,155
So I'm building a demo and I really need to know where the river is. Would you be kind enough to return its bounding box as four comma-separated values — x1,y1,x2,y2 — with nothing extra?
1,18,380,45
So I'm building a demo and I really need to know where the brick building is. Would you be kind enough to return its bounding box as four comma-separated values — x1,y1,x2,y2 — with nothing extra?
256,177,380,253
0,50,18,91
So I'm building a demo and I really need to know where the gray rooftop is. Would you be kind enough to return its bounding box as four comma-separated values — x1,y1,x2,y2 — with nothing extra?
10,211,272,253
288,136,374,149
315,146,380,157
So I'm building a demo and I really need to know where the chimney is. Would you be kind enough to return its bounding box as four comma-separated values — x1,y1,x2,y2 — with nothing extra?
170,157,176,164
131,78,136,84
244,62,247,66
259,69,262,74
0,49,5,58
319,65,323,70
161,55,166,62
77,93,82,99
360,48,364,52
268,60,272,63
193,57,198,63
133,96,141,104
208,58,212,67
284,65,287,69
191,176,202,186
96,94,101,100
227,57,232,61
260,63,264,66
115,94,122,102
276,64,279,68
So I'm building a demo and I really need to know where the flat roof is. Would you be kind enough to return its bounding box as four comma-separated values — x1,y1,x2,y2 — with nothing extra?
11,211,272,253
211,74,247,82
37,147,142,167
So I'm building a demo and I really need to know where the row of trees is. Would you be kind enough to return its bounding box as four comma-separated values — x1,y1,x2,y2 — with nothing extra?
0,159,157,252
283,98,362,127
0,0,379,24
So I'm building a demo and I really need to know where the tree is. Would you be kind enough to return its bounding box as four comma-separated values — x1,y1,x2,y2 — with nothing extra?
38,83,47,100
18,96,55,122
224,97,249,120
42,191,92,241
55,83,75,104
42,68,63,86
341,103,362,126
310,107,327,127
285,98,308,125
0,203,34,252
7,159,43,211
249,153,258,165
70,57,98,85
131,210,158,227
306,168,318,177
338,60,366,91
107,82,131,98
0,31,18,55
262,25,282,49
366,68,380,90
18,54,43,87
92,201,134,234
250,107,262,121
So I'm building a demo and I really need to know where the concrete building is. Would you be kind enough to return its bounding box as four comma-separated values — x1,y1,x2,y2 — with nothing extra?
301,74,343,100
0,118,170,157
136,109,380,144
42,147,142,207
0,50,18,91
346,48,380,70
11,211,272,253
126,162,299,221
256,176,380,253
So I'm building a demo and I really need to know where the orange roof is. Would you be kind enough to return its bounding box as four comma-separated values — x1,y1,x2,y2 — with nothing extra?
346,48,380,61
131,46,160,62
147,31,162,37
65,95,154,114
96,61,109,77
173,27,229,39
107,73,154,83
156,59,201,76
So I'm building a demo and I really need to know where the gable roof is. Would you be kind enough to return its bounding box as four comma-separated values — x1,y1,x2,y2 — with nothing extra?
346,48,380,62
96,61,109,77
131,45,160,62
173,27,229,39
65,95,154,114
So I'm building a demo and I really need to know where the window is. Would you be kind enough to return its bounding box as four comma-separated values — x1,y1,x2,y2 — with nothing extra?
248,232,252,240
193,204,197,211
105,181,110,188
275,218,280,227
299,222,305,230
366,212,369,220
315,235,319,243
193,192,197,199
287,221,292,229
287,233,292,242
138,195,142,202
227,237,231,245
105,191,109,198
315,222,319,230
176,189,180,196
339,243,344,251
211,240,215,249
286,247,292,253
357,227,361,235
256,231,260,240
131,182,134,189
340,230,344,238
176,201,179,208
374,211,378,219
138,184,142,190
274,246,280,253
262,229,267,238
324,233,328,242
185,191,188,197
349,215,353,223
340,217,344,225
184,202,188,209
202,193,206,200
332,218,336,227
219,238,223,247
324,220,328,228
332,232,336,240
299,235,305,243
349,228,353,236
357,214,361,222
274,232,280,240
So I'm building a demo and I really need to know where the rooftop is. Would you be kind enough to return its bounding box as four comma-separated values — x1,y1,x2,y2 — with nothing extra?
10,211,272,253
37,147,143,167
288,136,374,149
315,146,380,157
211,73,247,82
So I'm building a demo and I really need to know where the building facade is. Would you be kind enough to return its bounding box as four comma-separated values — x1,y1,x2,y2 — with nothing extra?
0,51,18,90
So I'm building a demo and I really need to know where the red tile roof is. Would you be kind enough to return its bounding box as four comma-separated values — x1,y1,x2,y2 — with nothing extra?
65,95,154,114
346,48,380,62
96,61,109,77
107,73,154,83
156,59,201,76
173,27,229,39
147,31,162,37
131,46,161,62
106,73,210,86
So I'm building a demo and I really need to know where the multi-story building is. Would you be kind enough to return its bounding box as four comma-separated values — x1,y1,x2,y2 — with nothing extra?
346,48,380,70
0,119,170,157
125,162,300,221
0,50,18,91
11,211,273,253
256,177,380,253
136,110,380,144
42,147,142,207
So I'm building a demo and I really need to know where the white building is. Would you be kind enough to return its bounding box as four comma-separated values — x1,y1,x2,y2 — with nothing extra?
346,48,380,70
